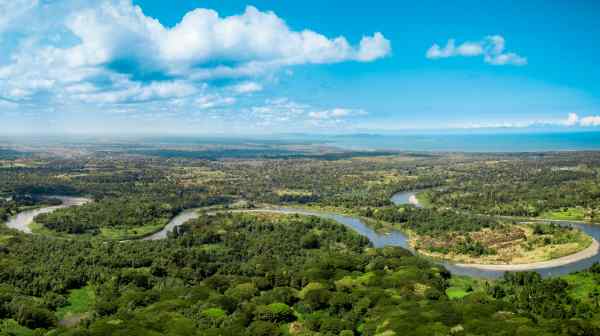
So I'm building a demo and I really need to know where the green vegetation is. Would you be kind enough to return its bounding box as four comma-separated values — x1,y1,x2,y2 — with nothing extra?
56,286,95,322
2,212,600,335
422,156,600,222
0,319,35,336
415,191,432,208
360,205,591,263
445,276,478,300
540,207,586,221
34,198,173,240
2,142,600,334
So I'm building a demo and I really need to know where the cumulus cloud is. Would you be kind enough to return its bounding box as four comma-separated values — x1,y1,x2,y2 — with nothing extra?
63,2,391,77
356,33,392,62
0,0,387,126
426,35,526,66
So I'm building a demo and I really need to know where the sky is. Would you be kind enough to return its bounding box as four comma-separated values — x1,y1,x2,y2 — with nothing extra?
1,0,600,134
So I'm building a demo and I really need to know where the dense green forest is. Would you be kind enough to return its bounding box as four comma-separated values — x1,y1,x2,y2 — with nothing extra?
2,213,600,335
421,154,600,221
2,145,600,334
35,198,175,238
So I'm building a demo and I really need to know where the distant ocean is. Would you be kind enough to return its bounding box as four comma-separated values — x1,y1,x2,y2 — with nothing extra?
324,132,600,152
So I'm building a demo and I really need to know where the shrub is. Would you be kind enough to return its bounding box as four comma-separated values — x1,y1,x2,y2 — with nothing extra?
255,303,295,323
303,288,331,310
225,283,258,302
301,233,320,249
247,321,282,336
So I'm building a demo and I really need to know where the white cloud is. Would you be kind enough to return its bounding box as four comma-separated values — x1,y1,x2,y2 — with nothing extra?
308,108,367,120
225,98,367,129
63,2,391,76
459,113,600,129
196,95,236,109
426,39,483,59
567,113,600,127
231,82,263,94
356,32,392,62
0,0,389,129
426,35,526,66
75,80,198,104
580,116,600,127
565,112,579,126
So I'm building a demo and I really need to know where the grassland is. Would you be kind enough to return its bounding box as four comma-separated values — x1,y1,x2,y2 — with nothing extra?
445,276,482,300
539,207,586,221
56,286,96,326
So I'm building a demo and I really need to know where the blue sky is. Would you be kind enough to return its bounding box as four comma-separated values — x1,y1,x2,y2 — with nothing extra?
1,0,599,134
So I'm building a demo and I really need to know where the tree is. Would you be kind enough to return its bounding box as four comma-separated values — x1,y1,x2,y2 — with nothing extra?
589,288,600,308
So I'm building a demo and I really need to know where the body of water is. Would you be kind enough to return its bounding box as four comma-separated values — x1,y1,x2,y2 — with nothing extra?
6,193,600,279
4,196,90,233
327,132,600,152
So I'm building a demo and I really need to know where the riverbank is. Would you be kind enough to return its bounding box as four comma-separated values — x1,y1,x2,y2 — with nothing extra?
217,208,600,278
409,223,594,265
6,192,600,278
454,238,600,271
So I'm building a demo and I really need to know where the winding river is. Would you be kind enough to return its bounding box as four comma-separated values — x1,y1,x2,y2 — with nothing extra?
4,196,91,233
390,192,600,278
5,193,600,278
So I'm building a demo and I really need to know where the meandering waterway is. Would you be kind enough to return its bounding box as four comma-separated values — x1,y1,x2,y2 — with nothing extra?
4,196,91,233
5,192,600,278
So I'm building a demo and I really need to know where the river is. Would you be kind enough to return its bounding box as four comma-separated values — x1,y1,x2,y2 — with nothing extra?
4,196,91,233
5,193,600,278
388,191,600,278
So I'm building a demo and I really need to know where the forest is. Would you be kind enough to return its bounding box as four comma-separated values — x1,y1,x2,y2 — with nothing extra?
1,212,600,335
421,153,600,221
1,144,600,334
34,198,175,239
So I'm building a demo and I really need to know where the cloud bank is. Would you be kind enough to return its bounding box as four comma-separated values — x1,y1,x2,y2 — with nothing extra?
426,35,527,66
565,113,600,127
459,113,600,129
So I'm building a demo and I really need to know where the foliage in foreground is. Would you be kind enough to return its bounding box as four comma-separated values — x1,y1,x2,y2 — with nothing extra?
1,213,600,335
